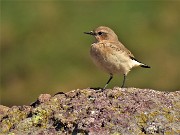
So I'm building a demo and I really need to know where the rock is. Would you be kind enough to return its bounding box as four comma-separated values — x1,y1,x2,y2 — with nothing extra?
0,87,180,135
0,105,9,120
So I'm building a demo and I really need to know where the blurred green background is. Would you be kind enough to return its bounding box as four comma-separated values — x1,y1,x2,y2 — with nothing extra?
1,1,180,106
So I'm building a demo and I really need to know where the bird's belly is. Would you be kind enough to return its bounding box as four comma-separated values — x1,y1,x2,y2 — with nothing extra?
90,46,132,75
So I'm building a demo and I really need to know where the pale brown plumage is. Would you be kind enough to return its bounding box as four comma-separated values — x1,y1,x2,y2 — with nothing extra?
85,26,150,89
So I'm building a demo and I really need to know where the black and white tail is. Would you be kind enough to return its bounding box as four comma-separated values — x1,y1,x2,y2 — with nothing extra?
130,57,151,68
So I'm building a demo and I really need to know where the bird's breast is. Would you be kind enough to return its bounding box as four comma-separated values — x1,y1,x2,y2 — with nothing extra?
90,43,132,74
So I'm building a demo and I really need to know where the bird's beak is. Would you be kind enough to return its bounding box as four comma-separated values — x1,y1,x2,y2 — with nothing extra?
84,31,96,36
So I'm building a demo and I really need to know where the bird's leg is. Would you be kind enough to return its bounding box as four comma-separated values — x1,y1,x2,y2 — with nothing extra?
121,74,126,88
103,74,113,90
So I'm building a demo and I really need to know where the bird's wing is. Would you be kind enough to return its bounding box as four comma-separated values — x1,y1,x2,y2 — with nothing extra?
107,41,134,58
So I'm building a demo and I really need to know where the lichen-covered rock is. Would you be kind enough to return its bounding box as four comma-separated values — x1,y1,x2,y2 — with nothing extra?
0,87,180,135
0,105,9,120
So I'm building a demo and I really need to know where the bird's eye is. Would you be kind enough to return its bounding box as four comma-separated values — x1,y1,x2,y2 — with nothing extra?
98,32,103,35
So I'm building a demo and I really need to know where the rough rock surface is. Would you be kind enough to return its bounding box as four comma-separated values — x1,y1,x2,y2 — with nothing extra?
0,87,180,135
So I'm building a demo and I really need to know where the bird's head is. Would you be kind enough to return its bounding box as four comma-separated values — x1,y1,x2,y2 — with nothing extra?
84,26,119,42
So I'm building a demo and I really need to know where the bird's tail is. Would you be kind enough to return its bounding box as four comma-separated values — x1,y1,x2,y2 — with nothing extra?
130,56,151,68
140,64,150,68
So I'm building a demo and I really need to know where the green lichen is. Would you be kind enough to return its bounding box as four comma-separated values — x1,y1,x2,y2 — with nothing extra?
0,106,28,133
31,107,51,128
136,113,148,128
0,119,12,133
7,133,15,135
111,132,121,135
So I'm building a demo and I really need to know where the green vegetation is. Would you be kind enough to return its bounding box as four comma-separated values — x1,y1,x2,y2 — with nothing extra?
1,1,180,106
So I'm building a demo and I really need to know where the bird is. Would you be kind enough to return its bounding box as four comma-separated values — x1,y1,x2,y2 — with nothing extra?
84,26,150,90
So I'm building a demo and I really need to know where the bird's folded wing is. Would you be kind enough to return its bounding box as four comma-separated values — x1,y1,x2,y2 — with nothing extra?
107,42,134,58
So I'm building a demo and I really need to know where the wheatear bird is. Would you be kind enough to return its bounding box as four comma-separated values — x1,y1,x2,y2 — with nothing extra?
84,26,150,89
